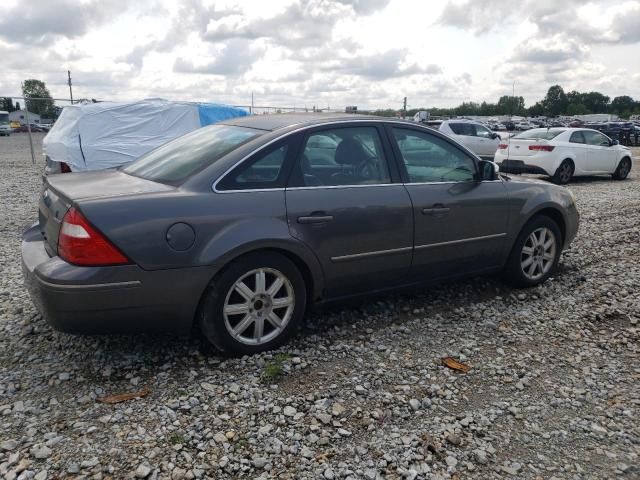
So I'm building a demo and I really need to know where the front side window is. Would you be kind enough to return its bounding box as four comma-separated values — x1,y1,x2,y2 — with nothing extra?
570,131,586,144
474,125,493,138
299,127,391,187
217,144,289,191
392,128,476,183
123,125,261,185
583,130,610,146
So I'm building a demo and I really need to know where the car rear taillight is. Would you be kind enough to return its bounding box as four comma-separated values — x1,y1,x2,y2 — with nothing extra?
58,207,130,266
60,162,72,173
498,143,508,149
528,145,555,152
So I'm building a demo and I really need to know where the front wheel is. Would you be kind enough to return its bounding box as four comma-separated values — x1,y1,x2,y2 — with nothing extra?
612,157,631,180
199,252,307,356
551,159,574,185
504,216,562,288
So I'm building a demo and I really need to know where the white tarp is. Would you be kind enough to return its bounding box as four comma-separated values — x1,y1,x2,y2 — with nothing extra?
43,99,246,171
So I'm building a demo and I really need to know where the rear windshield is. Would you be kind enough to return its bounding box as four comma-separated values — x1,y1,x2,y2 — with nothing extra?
513,128,565,140
123,125,261,185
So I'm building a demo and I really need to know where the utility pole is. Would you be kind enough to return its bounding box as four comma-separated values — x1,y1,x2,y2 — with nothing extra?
403,97,407,118
68,70,74,105
21,82,36,165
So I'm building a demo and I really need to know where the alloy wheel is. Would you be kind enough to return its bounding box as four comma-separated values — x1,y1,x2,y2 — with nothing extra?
558,162,573,183
223,268,295,346
619,159,631,178
520,227,557,281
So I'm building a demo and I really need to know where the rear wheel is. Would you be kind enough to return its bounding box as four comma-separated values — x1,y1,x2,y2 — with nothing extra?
199,251,306,356
551,159,574,185
612,157,631,180
504,216,562,288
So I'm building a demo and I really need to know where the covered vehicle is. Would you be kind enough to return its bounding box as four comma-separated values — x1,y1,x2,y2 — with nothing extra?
43,99,248,173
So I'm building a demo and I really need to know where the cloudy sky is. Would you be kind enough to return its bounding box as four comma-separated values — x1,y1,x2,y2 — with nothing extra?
1,0,639,110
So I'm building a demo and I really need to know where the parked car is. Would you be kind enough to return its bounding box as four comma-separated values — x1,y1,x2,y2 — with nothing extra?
503,120,516,131
439,119,501,159
494,127,632,184
13,124,46,133
22,114,580,355
515,121,535,131
0,124,11,136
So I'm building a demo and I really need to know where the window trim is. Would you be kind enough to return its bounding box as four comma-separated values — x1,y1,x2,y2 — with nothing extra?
384,124,480,185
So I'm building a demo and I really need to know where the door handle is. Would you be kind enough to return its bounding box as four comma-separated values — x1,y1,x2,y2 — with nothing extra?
422,206,450,215
297,215,334,224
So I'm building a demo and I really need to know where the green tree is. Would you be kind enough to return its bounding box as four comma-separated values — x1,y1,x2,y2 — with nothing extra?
1,97,16,112
610,95,635,118
496,95,525,115
21,79,55,118
528,101,545,117
542,85,568,116
581,91,609,113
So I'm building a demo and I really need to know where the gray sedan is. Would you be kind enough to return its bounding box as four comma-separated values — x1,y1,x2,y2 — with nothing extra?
22,114,579,355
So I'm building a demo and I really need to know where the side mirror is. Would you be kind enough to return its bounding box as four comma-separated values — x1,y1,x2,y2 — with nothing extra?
478,160,499,181
491,132,500,139
611,139,619,146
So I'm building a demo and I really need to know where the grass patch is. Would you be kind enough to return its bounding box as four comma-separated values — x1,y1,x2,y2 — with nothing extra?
168,433,185,445
262,353,291,382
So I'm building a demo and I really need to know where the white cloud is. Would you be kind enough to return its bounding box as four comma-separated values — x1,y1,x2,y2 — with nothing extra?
1,0,639,108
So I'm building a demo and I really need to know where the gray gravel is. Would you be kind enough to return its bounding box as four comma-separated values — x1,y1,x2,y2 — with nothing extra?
1,132,639,479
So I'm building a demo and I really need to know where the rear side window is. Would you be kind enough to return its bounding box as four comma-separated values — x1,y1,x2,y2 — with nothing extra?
123,125,261,185
449,123,475,136
297,127,391,187
217,143,290,191
570,131,586,144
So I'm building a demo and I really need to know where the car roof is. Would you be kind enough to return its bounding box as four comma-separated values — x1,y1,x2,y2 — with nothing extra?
219,113,383,132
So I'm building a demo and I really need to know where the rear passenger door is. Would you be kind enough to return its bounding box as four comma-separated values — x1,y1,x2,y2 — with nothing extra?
285,124,414,297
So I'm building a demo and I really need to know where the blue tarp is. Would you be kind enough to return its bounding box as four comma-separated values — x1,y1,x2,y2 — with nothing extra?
198,103,249,126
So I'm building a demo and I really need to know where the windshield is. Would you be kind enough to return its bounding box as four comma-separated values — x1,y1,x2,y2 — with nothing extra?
513,128,565,140
123,124,261,185
0,112,8,124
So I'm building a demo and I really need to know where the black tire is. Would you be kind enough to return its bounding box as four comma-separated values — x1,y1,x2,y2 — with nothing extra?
551,159,574,185
504,215,563,288
612,157,631,180
199,251,307,356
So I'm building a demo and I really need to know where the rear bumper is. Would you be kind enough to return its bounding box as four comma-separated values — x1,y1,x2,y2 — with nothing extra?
496,159,552,176
21,224,210,335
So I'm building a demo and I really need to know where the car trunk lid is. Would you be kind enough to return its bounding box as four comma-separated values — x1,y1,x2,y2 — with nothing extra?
39,170,174,255
506,138,541,157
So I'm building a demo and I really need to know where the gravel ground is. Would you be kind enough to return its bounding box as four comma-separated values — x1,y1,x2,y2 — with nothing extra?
1,132,639,480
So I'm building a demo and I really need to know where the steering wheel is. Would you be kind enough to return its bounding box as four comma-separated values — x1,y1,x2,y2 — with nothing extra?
355,157,379,181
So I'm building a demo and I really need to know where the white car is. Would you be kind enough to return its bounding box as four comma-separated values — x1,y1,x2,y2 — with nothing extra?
494,128,633,184
438,120,501,159
516,121,535,130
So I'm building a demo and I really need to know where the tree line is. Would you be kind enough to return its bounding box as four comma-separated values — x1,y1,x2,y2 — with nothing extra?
373,85,640,119
2,80,639,120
